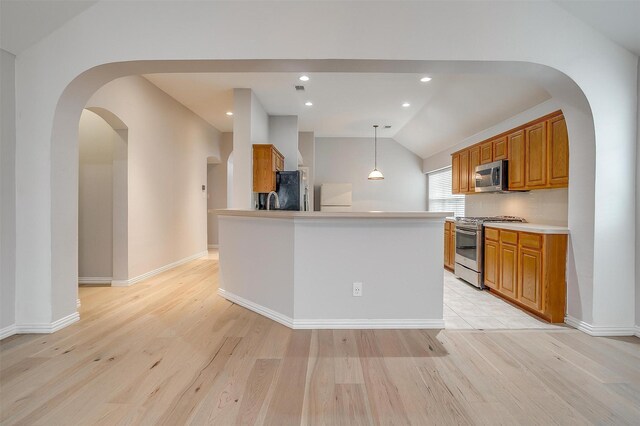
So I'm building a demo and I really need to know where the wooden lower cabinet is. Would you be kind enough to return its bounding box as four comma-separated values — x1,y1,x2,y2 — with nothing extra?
518,247,543,311
444,221,456,270
484,228,567,323
499,243,518,300
483,239,499,289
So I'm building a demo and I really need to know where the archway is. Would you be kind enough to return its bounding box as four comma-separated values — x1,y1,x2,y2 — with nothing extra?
43,59,597,330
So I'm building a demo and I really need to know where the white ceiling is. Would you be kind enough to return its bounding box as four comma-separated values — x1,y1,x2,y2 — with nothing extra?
555,0,640,56
0,0,98,55
144,72,550,158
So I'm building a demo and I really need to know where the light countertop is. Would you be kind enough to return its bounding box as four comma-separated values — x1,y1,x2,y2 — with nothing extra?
484,222,569,234
216,209,452,220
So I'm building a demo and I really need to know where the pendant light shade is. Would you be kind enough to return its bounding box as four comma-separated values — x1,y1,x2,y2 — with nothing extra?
368,125,384,180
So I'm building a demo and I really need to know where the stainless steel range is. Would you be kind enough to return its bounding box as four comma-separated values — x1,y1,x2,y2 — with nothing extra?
454,216,526,288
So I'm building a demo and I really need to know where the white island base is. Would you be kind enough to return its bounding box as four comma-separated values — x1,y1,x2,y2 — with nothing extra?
217,210,450,329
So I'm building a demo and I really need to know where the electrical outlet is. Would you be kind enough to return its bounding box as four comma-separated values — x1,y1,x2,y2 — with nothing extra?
353,282,363,297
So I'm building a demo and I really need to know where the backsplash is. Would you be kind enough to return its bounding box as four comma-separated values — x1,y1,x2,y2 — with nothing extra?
465,188,568,226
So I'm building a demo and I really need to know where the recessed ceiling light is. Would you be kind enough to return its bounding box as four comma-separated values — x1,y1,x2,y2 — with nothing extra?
299,75,310,82
305,101,313,106
226,111,233,116
402,102,411,108
420,76,432,82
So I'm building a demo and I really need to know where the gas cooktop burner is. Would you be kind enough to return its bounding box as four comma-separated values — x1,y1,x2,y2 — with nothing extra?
456,216,526,224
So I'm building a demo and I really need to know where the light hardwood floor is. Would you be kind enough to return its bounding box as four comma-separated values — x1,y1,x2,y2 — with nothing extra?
1,254,639,425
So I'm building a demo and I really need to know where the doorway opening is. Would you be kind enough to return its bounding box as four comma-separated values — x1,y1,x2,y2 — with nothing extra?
77,108,128,287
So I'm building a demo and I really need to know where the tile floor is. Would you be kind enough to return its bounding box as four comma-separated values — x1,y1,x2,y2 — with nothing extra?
444,270,566,330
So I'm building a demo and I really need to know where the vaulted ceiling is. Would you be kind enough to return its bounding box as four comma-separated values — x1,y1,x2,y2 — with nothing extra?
1,0,637,160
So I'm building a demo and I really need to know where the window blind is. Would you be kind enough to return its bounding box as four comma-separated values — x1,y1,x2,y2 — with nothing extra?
428,167,465,217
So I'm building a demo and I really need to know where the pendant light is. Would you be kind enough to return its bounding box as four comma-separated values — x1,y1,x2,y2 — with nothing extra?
368,125,384,180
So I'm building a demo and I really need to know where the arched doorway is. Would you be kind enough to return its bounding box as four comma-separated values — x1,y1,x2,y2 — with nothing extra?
45,60,598,330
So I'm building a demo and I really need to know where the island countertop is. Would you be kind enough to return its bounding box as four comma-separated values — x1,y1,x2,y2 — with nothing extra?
216,209,452,219
216,208,447,329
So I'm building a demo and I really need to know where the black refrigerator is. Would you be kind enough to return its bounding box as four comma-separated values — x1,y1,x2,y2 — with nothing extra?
257,170,305,210
275,170,303,210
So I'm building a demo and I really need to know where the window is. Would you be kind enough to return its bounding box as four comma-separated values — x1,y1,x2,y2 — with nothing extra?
428,167,465,217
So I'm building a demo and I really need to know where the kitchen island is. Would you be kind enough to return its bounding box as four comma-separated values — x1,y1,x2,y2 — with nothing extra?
217,209,450,329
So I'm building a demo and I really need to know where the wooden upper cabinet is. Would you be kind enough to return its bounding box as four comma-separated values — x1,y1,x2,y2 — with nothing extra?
449,111,568,193
525,122,547,188
469,146,480,192
459,150,470,193
507,130,525,190
493,136,508,161
547,115,569,187
480,141,493,164
451,154,461,194
253,144,284,193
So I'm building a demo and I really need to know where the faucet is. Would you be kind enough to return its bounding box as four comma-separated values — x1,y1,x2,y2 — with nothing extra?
266,191,280,210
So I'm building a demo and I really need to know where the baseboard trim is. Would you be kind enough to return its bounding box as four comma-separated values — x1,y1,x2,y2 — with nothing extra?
78,277,112,285
218,288,294,328
77,298,81,309
293,318,445,329
15,312,80,334
635,326,640,338
565,316,636,337
208,244,219,249
111,250,208,287
0,324,17,340
217,288,444,330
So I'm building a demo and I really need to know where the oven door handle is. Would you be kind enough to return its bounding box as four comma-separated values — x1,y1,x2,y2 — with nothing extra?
456,228,478,236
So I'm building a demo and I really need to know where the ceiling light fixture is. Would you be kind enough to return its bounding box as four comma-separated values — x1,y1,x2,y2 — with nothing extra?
368,125,384,180
305,101,313,106
299,75,310,81
420,76,432,82
402,102,411,108
226,111,233,116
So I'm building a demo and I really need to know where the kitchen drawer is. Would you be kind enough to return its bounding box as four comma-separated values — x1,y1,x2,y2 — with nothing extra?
485,228,499,241
445,221,451,232
519,232,542,249
499,230,518,245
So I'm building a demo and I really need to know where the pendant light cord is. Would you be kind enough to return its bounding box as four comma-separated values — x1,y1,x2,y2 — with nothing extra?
374,125,378,169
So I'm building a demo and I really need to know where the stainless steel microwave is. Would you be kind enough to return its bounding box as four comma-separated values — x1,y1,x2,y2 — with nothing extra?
475,160,508,192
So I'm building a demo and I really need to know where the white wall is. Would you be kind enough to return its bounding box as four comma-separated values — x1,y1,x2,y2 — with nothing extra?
1,49,16,332
268,115,298,171
465,189,568,226
208,132,233,246
8,0,638,333
86,76,220,280
298,132,315,210
636,57,640,331
78,110,118,278
232,89,269,209
315,137,427,211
